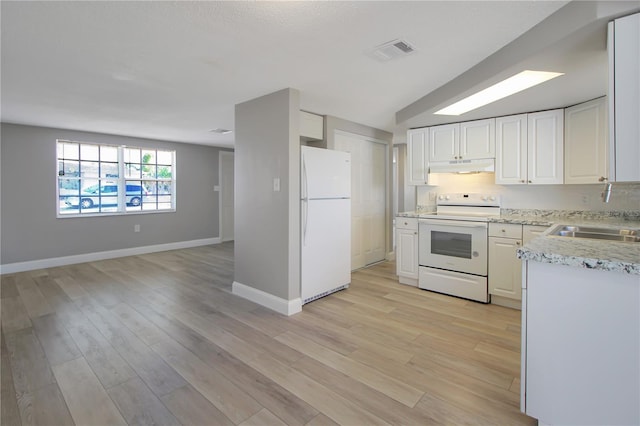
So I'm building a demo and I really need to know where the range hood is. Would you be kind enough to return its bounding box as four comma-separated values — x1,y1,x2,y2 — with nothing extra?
429,158,495,174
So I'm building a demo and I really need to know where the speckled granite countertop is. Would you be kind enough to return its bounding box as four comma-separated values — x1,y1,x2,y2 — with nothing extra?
396,210,435,217
396,209,640,275
516,228,640,275
504,210,640,275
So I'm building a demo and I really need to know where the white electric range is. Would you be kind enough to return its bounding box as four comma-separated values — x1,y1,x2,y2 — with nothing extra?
418,193,501,303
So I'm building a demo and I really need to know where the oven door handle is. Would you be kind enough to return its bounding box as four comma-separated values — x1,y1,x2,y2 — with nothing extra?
418,219,488,228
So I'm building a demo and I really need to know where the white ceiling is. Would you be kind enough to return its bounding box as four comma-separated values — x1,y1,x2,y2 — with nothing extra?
1,1,613,148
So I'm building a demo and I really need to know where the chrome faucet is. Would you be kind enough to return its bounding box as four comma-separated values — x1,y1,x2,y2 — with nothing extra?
601,182,612,203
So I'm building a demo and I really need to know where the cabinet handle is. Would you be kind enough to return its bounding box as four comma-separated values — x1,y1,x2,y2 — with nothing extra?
528,180,532,183
520,180,525,183
598,176,608,182
414,232,417,235
516,241,521,246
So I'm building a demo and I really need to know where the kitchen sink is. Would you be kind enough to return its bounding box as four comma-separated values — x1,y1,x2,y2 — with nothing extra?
550,225,640,242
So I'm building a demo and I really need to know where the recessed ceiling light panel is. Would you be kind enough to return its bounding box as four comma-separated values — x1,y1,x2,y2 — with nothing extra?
367,38,416,62
435,70,564,116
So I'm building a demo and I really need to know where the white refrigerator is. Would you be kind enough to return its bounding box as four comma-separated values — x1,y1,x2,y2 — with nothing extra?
301,145,351,304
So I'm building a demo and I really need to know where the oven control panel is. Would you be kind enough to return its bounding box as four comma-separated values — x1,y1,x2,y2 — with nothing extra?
436,193,500,207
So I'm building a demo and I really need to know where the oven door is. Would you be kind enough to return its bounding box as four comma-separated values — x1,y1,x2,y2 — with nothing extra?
418,219,488,276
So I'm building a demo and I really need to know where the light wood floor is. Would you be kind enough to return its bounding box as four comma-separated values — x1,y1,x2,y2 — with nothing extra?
1,242,535,425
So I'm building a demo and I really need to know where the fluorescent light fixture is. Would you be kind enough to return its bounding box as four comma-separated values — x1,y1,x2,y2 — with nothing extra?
435,70,564,116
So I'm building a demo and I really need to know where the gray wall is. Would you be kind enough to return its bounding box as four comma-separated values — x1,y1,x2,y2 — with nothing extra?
234,89,300,301
1,123,227,265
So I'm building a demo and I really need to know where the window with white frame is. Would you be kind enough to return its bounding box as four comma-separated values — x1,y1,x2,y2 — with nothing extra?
57,140,176,216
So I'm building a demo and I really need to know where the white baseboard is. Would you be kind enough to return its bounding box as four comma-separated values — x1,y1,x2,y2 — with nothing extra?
232,281,302,316
0,237,221,275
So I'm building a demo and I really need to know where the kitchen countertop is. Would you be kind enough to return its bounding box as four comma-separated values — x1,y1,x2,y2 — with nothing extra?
397,209,640,275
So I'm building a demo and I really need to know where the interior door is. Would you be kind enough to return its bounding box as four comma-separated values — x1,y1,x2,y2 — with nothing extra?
334,132,387,270
363,141,386,265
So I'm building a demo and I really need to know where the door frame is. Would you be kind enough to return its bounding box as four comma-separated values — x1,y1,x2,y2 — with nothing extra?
219,151,235,242
333,130,391,266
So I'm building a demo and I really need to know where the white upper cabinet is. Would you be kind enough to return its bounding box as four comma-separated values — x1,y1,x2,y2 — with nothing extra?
460,118,496,160
564,97,608,184
527,109,564,185
495,114,528,184
429,123,459,162
300,111,324,141
496,110,564,185
429,119,495,162
608,13,640,182
407,128,429,185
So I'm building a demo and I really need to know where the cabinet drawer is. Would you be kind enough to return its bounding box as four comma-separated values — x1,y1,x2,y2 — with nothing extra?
489,223,522,238
396,217,418,230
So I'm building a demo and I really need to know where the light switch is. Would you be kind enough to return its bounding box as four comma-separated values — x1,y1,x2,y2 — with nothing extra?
213,185,220,191
273,178,280,192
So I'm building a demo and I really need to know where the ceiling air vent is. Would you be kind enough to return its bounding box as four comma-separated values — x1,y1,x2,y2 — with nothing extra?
367,39,416,62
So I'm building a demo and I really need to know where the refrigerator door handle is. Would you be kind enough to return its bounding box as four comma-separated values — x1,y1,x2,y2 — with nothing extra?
302,198,308,245
302,154,308,245
302,154,308,200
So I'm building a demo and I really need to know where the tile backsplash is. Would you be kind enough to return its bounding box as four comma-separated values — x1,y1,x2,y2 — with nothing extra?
415,173,640,212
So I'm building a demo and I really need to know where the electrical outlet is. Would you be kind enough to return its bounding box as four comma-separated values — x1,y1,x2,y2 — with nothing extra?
134,224,140,233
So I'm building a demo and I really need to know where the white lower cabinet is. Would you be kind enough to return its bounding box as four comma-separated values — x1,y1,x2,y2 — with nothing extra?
489,236,522,300
395,217,418,286
488,223,522,306
488,223,549,309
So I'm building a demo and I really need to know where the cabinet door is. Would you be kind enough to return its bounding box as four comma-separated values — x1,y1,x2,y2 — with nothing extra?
488,237,522,300
407,129,429,185
527,110,564,184
429,123,459,162
396,228,418,279
564,98,608,184
460,118,495,160
495,114,527,184
300,111,324,140
522,225,549,245
610,13,640,182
